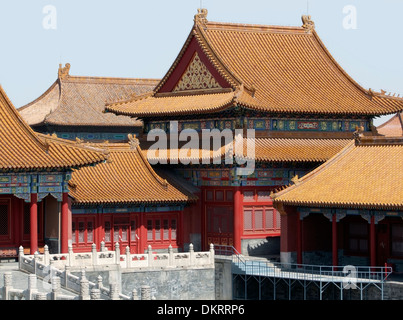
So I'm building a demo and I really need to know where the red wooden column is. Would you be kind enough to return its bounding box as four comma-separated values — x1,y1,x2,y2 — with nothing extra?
30,193,38,255
200,187,206,250
332,214,338,267
61,192,69,253
297,211,302,265
139,213,146,253
179,210,184,249
370,216,376,267
233,187,242,253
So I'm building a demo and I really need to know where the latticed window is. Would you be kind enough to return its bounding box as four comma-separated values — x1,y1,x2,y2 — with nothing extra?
392,225,403,256
146,215,178,244
130,220,136,241
104,221,111,242
72,217,95,246
243,206,280,233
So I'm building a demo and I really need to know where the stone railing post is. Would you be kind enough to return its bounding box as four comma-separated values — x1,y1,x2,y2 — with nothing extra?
141,285,151,300
189,243,195,265
148,245,153,267
115,242,120,265
168,245,174,267
80,271,90,300
210,243,215,264
132,289,138,300
68,244,74,267
91,243,98,266
90,288,101,300
34,251,39,274
27,274,38,300
96,275,103,289
18,246,24,270
109,283,119,300
125,246,131,268
36,292,47,300
44,245,50,265
100,241,106,252
3,272,12,300
51,276,61,300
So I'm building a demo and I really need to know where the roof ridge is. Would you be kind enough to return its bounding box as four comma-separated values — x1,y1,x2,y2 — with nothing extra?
310,29,373,98
195,20,244,89
18,79,59,111
128,134,170,189
37,133,111,156
204,20,306,34
62,74,160,84
106,90,154,107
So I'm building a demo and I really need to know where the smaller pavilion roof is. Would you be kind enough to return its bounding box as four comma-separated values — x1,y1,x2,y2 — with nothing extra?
141,137,350,164
272,135,403,211
69,137,192,205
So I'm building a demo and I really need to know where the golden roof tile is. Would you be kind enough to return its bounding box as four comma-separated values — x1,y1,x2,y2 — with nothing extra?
107,12,403,117
0,85,108,171
272,136,403,210
69,140,191,205
141,137,349,163
19,64,159,127
377,112,403,137
106,91,235,117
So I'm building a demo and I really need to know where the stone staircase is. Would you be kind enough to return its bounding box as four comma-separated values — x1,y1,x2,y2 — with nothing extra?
0,262,75,299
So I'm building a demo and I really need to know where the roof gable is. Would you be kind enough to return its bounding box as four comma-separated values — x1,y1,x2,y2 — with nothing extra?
157,34,233,94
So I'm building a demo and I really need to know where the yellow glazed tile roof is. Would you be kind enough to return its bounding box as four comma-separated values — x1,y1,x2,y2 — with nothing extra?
248,138,350,162
69,140,190,205
106,12,403,117
19,64,159,127
272,136,403,210
141,137,349,163
0,85,108,171
377,112,403,137
106,91,236,117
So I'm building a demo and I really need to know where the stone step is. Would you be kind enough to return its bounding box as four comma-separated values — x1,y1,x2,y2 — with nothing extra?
0,262,75,298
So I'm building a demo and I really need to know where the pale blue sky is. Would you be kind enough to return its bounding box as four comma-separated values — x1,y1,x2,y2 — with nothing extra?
0,0,402,126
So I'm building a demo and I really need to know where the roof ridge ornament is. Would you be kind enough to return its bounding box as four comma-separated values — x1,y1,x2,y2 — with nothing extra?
128,134,140,149
194,8,208,24
301,15,315,32
58,63,71,80
353,126,364,145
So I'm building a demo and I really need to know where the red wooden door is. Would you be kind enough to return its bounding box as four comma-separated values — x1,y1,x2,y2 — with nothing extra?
206,205,233,247
112,216,139,254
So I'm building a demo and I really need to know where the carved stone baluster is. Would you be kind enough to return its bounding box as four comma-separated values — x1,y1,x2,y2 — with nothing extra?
3,272,12,300
141,285,151,300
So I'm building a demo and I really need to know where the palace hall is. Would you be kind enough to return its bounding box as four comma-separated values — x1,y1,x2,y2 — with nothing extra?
0,10,401,270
